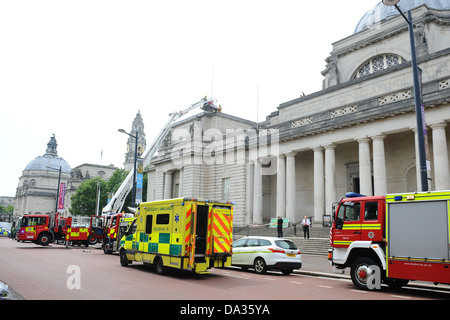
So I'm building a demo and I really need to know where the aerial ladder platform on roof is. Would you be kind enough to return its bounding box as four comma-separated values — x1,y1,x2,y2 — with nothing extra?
102,96,219,214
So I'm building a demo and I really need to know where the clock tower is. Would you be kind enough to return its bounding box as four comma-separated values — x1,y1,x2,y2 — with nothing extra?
124,110,146,171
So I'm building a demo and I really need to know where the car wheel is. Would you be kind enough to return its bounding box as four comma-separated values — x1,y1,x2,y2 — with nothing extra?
253,257,267,274
281,268,293,275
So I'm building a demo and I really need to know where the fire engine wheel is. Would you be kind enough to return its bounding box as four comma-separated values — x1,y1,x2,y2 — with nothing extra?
103,239,113,254
37,233,51,246
254,258,267,274
88,235,97,245
350,257,378,290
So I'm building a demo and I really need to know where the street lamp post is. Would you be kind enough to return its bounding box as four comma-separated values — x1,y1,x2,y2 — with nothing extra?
382,0,429,192
46,165,62,214
118,128,138,206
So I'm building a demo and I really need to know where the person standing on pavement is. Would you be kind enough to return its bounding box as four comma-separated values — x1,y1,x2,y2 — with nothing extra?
277,216,283,238
301,216,311,239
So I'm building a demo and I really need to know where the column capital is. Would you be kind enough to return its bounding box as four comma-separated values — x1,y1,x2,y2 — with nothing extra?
312,146,324,152
356,137,371,143
371,134,387,141
285,151,297,157
324,143,336,150
430,122,447,130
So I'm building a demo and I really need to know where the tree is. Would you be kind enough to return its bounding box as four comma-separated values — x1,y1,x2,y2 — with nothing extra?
107,169,129,193
106,169,148,210
69,169,148,216
70,177,108,216
6,205,14,214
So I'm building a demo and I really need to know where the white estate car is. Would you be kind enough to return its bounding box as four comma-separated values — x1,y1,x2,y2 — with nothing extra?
232,236,302,275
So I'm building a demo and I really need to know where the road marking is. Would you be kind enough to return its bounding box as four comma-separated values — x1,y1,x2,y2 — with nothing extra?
264,277,276,281
290,281,303,285
391,295,411,299
319,285,333,289
351,289,368,294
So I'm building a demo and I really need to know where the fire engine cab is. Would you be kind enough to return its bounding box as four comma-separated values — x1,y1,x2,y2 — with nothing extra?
329,190,450,290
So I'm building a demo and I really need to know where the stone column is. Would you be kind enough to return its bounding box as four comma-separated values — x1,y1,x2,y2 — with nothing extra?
325,144,336,215
276,154,286,218
253,160,263,224
358,137,372,196
164,171,172,199
178,168,184,197
431,122,450,190
371,134,387,196
313,147,325,224
246,161,254,225
285,152,297,222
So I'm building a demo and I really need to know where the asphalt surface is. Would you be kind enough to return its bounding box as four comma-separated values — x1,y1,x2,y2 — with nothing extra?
1,237,448,299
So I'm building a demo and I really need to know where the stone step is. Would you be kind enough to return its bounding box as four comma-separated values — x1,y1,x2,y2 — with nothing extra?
233,226,331,238
289,238,331,256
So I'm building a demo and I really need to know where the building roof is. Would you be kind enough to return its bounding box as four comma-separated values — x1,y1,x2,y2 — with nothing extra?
354,0,450,33
23,135,71,173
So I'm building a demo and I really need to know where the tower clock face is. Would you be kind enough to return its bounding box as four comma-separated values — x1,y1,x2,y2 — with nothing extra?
137,144,144,156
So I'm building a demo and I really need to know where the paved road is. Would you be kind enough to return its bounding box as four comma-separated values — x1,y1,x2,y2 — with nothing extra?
1,237,449,303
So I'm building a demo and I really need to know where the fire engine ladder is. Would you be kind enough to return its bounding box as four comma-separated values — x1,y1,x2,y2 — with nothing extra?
102,96,217,214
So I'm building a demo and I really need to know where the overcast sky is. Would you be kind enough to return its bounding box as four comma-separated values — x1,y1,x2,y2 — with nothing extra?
0,0,381,197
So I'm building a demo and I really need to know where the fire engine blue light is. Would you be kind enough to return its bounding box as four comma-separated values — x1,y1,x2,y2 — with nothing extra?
394,196,403,201
345,192,366,198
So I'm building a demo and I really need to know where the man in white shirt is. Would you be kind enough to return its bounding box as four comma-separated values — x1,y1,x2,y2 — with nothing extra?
301,216,311,239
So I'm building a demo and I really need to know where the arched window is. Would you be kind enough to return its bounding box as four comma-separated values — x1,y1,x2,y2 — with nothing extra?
352,54,406,79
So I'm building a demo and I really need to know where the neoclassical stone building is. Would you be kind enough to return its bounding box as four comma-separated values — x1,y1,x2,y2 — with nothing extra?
251,1,450,226
14,135,72,216
146,1,450,227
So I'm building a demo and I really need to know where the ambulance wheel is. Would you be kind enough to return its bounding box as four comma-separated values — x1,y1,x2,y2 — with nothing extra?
119,249,130,267
350,257,378,290
154,256,166,275
37,233,51,246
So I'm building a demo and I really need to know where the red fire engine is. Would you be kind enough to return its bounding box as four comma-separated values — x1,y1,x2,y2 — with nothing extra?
17,213,68,246
329,190,450,290
102,212,135,254
64,215,105,247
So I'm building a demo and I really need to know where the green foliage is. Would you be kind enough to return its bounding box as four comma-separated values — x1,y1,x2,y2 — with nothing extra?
0,204,13,214
107,169,129,193
69,177,108,216
69,169,147,216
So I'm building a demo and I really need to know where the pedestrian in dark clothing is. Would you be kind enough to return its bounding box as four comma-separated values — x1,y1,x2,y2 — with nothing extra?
301,216,311,239
277,216,283,237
